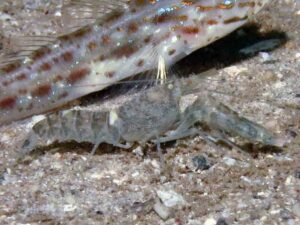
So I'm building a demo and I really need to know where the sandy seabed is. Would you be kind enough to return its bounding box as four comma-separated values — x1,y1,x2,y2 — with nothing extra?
0,0,299,224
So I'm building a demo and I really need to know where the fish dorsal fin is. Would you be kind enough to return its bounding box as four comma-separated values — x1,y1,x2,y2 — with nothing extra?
0,35,57,67
0,0,130,68
61,0,130,31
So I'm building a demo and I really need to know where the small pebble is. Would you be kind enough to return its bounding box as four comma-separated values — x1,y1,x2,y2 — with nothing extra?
153,201,170,220
223,66,248,77
216,218,228,225
0,172,5,185
156,190,186,207
292,203,300,217
0,134,10,143
259,52,275,63
192,155,211,171
294,171,300,179
63,204,77,212
132,146,144,157
264,70,278,82
223,156,236,166
287,219,295,225
280,209,293,220
187,219,202,225
151,160,160,169
204,217,217,225
285,175,294,186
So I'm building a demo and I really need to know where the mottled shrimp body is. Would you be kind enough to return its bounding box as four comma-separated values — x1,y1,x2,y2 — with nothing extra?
21,76,284,155
21,80,183,154
0,0,271,125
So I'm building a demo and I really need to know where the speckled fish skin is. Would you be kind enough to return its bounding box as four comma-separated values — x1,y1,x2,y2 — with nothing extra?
0,0,270,125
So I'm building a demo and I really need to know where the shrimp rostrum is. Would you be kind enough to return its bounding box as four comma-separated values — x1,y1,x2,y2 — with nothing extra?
20,75,285,155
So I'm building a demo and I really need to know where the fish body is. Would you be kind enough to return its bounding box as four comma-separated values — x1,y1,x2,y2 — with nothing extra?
0,0,270,125
20,75,283,155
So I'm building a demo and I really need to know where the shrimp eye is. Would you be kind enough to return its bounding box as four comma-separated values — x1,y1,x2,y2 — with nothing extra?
218,0,235,9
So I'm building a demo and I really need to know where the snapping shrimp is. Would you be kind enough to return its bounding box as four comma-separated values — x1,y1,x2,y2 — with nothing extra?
20,74,284,155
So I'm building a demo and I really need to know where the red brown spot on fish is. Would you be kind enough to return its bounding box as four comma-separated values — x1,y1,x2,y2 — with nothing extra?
153,13,174,24
103,10,124,24
31,84,51,97
58,33,71,42
67,67,90,84
223,16,248,24
182,0,194,6
178,15,188,22
218,2,235,9
62,51,73,62
40,63,52,71
0,96,16,109
180,26,199,35
26,103,33,110
97,55,106,61
196,5,214,12
101,35,111,45
168,49,176,56
128,22,139,33
135,0,146,6
87,41,97,51
18,89,27,95
53,75,63,83
207,19,218,25
153,32,171,46
2,80,12,87
53,57,60,63
153,12,187,24
136,59,144,67
32,47,51,60
238,2,255,8
73,27,92,38
16,73,27,81
112,44,138,59
1,62,21,74
105,71,115,78
144,36,151,44
58,91,68,100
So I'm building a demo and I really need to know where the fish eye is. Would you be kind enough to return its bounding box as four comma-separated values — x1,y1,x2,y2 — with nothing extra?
218,0,236,9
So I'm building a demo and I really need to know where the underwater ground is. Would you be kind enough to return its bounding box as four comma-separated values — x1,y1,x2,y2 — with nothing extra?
0,0,299,224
